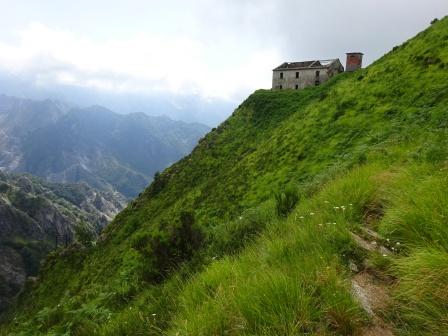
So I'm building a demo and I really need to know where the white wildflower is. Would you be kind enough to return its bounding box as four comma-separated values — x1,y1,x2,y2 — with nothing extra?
310,212,315,216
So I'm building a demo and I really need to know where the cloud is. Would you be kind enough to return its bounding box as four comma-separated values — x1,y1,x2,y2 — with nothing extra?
0,0,446,124
0,22,280,101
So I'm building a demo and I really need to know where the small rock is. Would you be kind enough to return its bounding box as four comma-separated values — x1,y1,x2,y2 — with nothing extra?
379,246,392,256
349,260,359,273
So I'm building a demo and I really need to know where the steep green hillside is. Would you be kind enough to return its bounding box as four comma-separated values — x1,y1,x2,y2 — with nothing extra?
2,18,448,335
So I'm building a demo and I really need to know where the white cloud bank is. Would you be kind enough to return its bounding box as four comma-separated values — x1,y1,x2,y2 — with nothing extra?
0,22,279,101
0,0,447,124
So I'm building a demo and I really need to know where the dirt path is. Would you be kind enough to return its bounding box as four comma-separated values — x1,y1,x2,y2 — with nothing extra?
352,272,394,336
349,230,395,336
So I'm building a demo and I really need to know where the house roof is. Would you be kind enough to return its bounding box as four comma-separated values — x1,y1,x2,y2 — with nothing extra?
273,59,340,71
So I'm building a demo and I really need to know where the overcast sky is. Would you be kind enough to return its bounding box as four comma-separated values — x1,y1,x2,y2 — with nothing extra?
0,0,447,124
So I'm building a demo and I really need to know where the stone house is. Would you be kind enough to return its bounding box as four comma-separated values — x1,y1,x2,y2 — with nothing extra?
272,53,363,90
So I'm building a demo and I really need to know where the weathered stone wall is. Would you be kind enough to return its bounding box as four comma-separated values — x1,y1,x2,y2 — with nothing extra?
272,60,343,90
272,68,327,90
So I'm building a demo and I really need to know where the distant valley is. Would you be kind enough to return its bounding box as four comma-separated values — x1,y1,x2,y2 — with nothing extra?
0,95,209,198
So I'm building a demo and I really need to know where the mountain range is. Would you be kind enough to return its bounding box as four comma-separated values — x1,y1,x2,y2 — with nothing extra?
0,95,209,198
2,17,448,336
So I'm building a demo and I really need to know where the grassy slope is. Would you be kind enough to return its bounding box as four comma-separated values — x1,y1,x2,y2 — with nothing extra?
2,18,448,335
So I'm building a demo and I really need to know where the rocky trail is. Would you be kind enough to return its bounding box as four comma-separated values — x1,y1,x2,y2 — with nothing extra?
349,227,396,336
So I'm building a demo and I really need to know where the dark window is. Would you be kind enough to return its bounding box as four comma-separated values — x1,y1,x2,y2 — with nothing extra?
295,84,299,89
279,85,283,90
315,71,320,78
280,72,283,79
296,72,299,78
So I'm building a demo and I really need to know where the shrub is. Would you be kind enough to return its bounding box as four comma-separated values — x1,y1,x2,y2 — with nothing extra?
151,211,203,274
146,171,168,197
132,211,203,282
275,187,300,218
73,221,97,247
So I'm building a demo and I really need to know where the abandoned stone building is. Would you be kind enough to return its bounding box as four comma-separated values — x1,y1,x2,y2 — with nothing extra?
272,52,363,90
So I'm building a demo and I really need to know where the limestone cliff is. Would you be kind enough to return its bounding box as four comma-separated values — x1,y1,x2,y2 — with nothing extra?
0,171,126,311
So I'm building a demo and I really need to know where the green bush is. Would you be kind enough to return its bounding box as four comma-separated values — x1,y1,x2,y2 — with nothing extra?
274,187,300,217
130,211,203,282
73,221,97,247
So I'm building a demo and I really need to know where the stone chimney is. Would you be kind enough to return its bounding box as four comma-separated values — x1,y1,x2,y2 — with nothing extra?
345,52,363,72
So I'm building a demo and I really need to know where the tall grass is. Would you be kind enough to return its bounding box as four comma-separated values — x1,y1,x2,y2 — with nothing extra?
167,163,448,335
393,248,448,335
167,165,384,335
373,165,448,334
379,166,448,251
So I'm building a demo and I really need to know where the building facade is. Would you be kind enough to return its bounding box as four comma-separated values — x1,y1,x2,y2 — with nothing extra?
272,59,344,90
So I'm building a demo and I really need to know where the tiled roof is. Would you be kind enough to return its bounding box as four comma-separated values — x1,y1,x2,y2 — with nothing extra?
273,59,339,71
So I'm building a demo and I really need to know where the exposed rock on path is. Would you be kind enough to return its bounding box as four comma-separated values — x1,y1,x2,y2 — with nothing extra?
349,228,396,336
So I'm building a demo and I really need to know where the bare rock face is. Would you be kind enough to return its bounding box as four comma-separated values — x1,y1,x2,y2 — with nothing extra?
0,172,126,312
